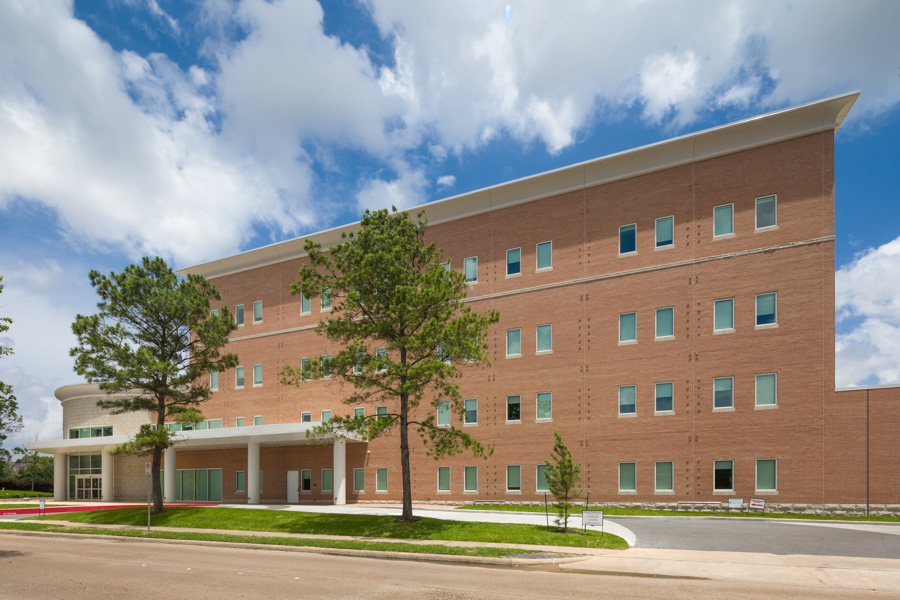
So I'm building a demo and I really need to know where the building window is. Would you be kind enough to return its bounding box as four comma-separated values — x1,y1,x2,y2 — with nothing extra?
301,469,311,492
714,377,734,409
756,195,777,230
655,216,674,248
322,354,332,378
353,351,364,374
253,415,263,426
536,464,549,492
656,461,674,492
506,395,521,422
376,346,388,371
506,247,521,276
756,459,777,491
376,406,388,420
235,366,245,388
464,466,478,491
536,392,552,421
506,465,521,492
321,410,332,422
655,382,673,412
376,468,388,492
714,460,734,491
68,427,114,439
300,292,311,314
619,223,636,254
210,309,218,317
210,371,218,392
322,469,333,492
301,412,311,422
536,241,552,270
234,304,244,326
756,373,777,407
354,468,365,492
655,307,674,338
619,312,637,343
464,398,477,424
321,288,332,310
619,462,636,492
506,328,521,356
236,471,245,492
438,466,451,491
714,204,734,237
464,257,478,283
536,324,552,353
253,300,262,323
253,364,262,386
236,417,245,427
354,407,365,420
437,401,450,426
714,299,734,331
442,261,451,272
756,293,777,326
619,385,636,415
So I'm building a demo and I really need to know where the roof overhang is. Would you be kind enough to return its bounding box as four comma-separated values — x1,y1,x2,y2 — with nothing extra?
179,91,859,280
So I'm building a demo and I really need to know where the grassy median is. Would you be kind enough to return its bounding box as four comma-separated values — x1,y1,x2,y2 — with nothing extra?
12,506,628,553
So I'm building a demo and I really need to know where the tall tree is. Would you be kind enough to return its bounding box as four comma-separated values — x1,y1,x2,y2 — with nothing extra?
281,208,499,522
544,430,582,533
0,275,23,458
14,445,54,490
71,257,238,513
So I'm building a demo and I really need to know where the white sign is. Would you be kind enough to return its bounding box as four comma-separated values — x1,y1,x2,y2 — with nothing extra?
749,498,766,510
39,499,45,511
728,498,744,509
582,510,604,527
144,462,152,475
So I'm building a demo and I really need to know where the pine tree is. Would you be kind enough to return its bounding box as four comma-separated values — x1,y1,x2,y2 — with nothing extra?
544,430,582,533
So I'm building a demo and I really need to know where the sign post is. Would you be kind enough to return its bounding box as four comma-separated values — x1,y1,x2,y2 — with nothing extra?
145,462,152,532
582,510,604,537
39,498,45,516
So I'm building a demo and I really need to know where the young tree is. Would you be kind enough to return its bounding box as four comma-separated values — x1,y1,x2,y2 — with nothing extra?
281,208,499,522
71,257,238,513
544,430,582,533
14,445,54,490
0,275,23,457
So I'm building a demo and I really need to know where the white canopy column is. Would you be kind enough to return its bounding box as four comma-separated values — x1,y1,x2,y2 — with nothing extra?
53,453,66,501
333,438,346,505
163,447,176,503
247,441,260,504
101,449,115,502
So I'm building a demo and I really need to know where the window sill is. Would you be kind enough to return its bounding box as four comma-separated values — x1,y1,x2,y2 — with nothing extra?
506,420,521,425
754,490,779,495
618,339,637,346
654,490,675,495
713,490,734,495
654,410,675,416
321,308,332,313
375,490,388,494
463,423,478,427
465,280,478,285
253,384,262,388
713,406,735,412
536,349,553,355
618,251,637,258
618,412,637,418
713,233,735,240
618,490,637,495
463,490,478,494
755,404,778,410
654,243,674,251
437,489,451,494
505,490,522,495
300,312,311,316
755,323,778,330
654,335,675,342
536,418,553,423
506,354,522,359
755,225,779,233
713,328,735,335
235,386,245,390
506,272,521,279
536,267,553,273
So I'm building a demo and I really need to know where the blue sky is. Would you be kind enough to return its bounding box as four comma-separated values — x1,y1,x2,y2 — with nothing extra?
1,0,900,449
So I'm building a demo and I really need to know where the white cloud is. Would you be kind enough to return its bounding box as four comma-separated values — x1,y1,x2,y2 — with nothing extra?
356,167,428,213
835,237,900,386
436,175,456,188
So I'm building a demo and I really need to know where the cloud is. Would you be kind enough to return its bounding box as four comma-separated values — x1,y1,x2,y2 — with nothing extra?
436,175,456,188
835,236,900,386
356,167,428,213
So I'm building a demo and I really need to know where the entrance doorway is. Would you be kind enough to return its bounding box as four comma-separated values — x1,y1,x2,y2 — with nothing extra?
286,470,299,503
74,476,102,500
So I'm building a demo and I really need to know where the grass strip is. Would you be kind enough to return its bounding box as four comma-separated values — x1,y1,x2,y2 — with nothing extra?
457,504,900,522
0,491,53,499
28,507,628,549
0,503,72,509
0,521,561,558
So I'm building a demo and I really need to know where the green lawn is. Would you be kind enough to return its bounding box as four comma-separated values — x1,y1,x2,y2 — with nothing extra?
0,503,69,509
0,490,53,499
31,506,628,549
457,504,900,522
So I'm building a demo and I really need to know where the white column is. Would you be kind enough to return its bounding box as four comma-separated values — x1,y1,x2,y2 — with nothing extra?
101,450,115,502
164,446,176,503
247,441,260,505
333,438,346,505
53,453,66,501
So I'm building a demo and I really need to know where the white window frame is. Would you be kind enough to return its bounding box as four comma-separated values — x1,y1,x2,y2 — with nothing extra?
376,468,388,493
536,464,550,492
236,470,245,492
654,381,674,415
506,395,521,423
714,460,735,493
321,468,333,492
235,366,245,389
506,465,521,493
619,223,637,255
321,288,332,311
755,194,778,231
655,461,675,493
376,346,388,372
756,458,778,492
236,417,245,427
300,292,311,315
536,392,552,421
655,215,674,249
714,298,735,333
618,385,636,417
536,323,552,354
210,371,218,392
755,292,778,329
464,466,478,492
376,405,388,420
321,354,332,379
713,203,735,238
235,304,244,326
655,306,674,340
321,410,332,422
301,411,311,422
464,398,478,425
253,415,263,426
464,256,478,284
536,241,552,271
506,247,522,277
506,328,521,357
252,363,262,387
437,400,450,427
353,468,365,492
755,372,778,409
619,312,637,344
437,466,451,492
618,462,637,493
252,300,262,323
353,407,365,420
713,376,735,411
300,469,312,493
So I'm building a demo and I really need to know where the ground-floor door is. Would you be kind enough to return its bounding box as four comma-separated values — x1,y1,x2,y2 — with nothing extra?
74,475,102,500
286,470,299,503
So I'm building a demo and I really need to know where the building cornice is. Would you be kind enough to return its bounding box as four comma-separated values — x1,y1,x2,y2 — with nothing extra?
179,91,858,280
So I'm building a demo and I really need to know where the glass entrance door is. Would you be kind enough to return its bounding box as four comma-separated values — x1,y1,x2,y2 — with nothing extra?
75,476,102,500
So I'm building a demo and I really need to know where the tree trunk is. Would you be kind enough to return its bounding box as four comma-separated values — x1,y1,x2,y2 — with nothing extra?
398,391,416,522
152,395,166,514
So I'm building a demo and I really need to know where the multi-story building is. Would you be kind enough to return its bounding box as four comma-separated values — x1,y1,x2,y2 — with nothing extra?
32,91,900,514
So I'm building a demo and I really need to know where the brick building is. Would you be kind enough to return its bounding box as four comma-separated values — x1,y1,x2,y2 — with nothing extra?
32,91,900,514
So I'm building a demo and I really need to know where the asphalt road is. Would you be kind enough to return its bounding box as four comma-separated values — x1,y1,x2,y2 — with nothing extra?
1,533,892,600
613,516,900,558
